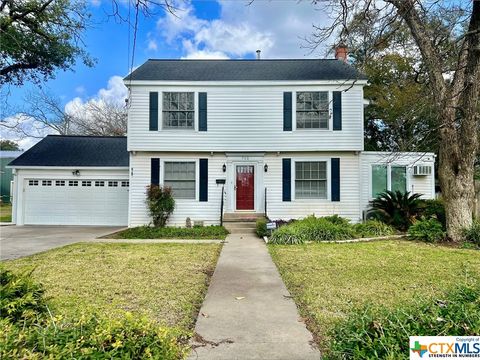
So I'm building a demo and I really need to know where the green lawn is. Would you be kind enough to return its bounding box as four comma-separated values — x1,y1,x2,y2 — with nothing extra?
3,243,221,330
269,240,480,351
0,203,12,222
107,225,229,240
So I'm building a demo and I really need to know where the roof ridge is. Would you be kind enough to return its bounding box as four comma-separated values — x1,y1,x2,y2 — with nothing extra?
146,58,339,61
47,134,127,139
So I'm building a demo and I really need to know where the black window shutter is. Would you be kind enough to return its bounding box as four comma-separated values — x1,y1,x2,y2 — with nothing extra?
199,158,208,202
333,91,342,131
282,158,291,201
331,158,340,201
199,93,207,131
149,92,158,131
283,92,292,131
151,158,160,185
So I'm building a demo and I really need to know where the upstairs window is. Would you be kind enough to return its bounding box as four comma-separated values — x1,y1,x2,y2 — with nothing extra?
164,161,196,199
295,161,327,199
162,92,194,130
296,92,329,129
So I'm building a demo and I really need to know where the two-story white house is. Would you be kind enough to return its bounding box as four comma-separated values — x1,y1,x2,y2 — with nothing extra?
8,57,435,227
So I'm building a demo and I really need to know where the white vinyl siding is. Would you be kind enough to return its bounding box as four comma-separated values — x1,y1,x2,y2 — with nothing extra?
127,84,364,152
164,161,196,199
296,92,329,129
295,161,327,199
162,92,194,130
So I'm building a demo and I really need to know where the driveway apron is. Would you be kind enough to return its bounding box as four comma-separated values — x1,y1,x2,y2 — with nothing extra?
190,233,320,360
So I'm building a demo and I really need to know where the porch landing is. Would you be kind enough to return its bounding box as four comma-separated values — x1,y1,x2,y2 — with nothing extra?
189,233,320,360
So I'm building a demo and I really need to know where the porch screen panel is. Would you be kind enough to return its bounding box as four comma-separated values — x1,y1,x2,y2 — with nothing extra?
371,165,387,197
391,166,407,193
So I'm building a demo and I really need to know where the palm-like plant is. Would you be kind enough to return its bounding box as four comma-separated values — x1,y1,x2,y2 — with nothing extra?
369,191,423,231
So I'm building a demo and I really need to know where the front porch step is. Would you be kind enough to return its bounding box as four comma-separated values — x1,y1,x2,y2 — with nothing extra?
223,213,265,222
223,220,258,234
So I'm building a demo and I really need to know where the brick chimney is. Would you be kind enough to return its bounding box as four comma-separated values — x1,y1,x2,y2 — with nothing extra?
335,44,348,63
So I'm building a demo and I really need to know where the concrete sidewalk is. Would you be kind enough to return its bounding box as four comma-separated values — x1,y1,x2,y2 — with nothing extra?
189,234,320,360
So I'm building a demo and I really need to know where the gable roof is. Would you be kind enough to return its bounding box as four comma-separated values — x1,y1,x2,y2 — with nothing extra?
124,59,367,82
8,135,128,167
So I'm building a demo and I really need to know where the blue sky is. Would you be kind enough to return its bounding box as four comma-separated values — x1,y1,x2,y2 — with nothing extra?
3,0,330,148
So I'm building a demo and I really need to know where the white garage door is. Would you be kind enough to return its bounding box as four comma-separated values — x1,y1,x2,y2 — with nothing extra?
23,179,129,225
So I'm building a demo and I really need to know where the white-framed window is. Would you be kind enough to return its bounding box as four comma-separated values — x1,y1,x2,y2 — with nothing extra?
55,180,65,186
295,161,328,199
69,180,78,187
162,92,195,130
296,91,329,129
82,180,92,187
42,180,52,186
108,181,118,187
121,181,129,187
164,161,196,199
371,164,407,197
28,180,39,186
95,181,105,187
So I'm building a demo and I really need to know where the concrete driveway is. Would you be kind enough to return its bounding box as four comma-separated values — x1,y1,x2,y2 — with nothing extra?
0,226,124,261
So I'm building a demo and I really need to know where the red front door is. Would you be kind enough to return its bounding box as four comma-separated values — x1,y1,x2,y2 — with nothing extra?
236,165,255,210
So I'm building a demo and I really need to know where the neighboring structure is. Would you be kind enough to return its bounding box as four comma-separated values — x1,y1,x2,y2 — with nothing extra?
9,136,129,225
0,150,23,204
9,57,435,226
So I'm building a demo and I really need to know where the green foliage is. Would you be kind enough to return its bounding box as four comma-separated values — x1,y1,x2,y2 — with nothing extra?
256,218,268,238
354,220,395,238
0,268,47,324
326,283,480,360
0,268,188,359
463,221,480,246
269,216,357,244
0,0,93,86
113,225,229,240
408,218,445,243
322,215,351,226
369,191,423,230
146,185,175,227
421,199,446,229
0,140,20,151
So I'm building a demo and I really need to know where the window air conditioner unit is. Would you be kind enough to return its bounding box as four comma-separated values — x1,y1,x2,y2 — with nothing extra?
413,165,431,176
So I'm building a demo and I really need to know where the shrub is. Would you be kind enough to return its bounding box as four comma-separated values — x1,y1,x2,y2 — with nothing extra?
421,199,446,229
463,221,480,246
322,215,350,226
146,185,175,227
326,283,480,359
408,218,445,243
269,225,306,245
0,268,47,324
354,220,395,238
256,218,268,238
115,225,229,240
369,191,423,230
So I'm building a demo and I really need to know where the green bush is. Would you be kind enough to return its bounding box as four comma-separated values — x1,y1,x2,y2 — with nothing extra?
463,221,480,246
353,220,395,238
269,216,357,244
256,218,268,238
407,218,445,243
115,225,229,240
0,268,47,324
0,268,189,360
146,185,175,227
322,215,350,226
369,191,423,230
326,283,480,360
421,199,446,229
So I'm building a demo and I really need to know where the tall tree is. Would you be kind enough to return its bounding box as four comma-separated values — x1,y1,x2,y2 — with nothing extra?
309,0,479,241
0,140,20,151
0,0,93,85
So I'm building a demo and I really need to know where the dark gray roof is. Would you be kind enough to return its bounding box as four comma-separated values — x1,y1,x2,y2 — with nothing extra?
125,59,367,82
8,135,128,167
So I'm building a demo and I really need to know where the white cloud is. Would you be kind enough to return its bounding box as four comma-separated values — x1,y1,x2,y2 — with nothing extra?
1,114,54,150
75,85,85,95
154,0,330,59
148,39,158,51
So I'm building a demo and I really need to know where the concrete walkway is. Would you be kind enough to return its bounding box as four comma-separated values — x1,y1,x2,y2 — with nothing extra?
190,234,320,360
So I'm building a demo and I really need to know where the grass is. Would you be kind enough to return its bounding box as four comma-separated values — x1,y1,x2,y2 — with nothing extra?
108,225,229,240
3,242,221,330
269,240,480,351
0,202,12,222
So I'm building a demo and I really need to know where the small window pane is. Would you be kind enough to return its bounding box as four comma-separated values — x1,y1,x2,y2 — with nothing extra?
82,181,92,187
69,180,78,187
372,165,387,197
164,161,196,199
42,180,52,186
55,180,65,186
95,181,105,187
29,180,39,186
391,166,407,193
121,181,129,187
108,181,118,187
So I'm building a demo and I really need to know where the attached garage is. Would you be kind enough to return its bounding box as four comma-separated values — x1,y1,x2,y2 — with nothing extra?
9,135,129,226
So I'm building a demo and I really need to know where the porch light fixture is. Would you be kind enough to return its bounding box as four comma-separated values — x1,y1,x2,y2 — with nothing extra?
222,164,226,173
264,164,268,173
72,170,80,176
